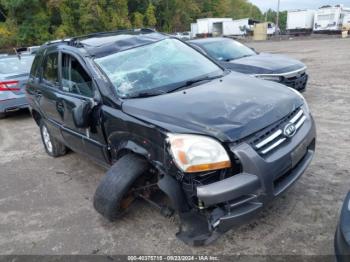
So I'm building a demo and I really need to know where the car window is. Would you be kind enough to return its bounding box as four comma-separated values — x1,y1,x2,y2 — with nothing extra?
30,54,43,78
95,38,223,98
43,53,59,85
0,56,34,75
200,40,256,61
61,53,94,98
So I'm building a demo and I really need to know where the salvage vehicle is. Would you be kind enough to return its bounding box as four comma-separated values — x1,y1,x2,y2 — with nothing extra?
188,37,309,91
26,29,316,246
335,192,350,261
0,48,36,118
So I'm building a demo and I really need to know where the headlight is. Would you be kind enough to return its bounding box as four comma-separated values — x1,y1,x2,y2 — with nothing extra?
167,134,231,173
255,75,282,82
290,88,310,114
302,100,310,114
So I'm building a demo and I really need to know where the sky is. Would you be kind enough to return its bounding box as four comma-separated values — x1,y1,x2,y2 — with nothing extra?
248,0,350,11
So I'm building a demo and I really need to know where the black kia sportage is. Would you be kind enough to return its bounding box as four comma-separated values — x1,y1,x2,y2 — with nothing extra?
26,29,316,246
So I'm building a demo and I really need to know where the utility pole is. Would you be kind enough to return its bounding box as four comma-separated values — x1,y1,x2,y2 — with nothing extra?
275,0,280,35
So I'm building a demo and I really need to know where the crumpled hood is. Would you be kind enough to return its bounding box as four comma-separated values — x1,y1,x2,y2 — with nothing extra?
222,53,305,75
122,72,303,142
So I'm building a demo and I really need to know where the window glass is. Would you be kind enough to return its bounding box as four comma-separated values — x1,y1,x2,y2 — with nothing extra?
200,39,256,61
30,54,42,78
43,53,59,85
95,38,223,98
61,53,93,97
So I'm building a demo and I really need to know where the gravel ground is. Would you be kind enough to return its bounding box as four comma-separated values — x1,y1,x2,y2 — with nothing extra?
0,37,349,256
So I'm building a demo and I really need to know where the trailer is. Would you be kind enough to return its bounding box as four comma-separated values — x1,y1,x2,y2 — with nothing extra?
212,20,240,36
314,5,350,33
193,18,233,37
190,23,198,38
287,9,316,35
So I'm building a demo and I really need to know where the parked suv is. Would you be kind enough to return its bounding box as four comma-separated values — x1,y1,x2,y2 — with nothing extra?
26,29,316,246
189,37,309,92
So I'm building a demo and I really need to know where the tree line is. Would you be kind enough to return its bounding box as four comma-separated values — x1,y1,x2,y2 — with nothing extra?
0,0,286,48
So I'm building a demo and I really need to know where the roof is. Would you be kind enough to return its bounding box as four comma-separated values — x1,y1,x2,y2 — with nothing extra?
82,32,166,57
43,29,167,58
188,37,231,44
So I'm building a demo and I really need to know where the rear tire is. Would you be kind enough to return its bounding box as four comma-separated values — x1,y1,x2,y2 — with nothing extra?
0,113,6,119
93,154,148,221
40,120,67,157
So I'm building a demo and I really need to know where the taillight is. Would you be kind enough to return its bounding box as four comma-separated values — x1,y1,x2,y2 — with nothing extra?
0,81,20,91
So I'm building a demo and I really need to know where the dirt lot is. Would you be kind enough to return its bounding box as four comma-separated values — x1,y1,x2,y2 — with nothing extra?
0,37,350,255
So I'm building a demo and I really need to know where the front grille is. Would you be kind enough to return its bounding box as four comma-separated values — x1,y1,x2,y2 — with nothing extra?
252,108,306,155
281,73,308,91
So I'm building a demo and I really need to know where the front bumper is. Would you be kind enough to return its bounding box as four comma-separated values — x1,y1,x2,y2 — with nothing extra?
335,192,350,262
177,114,316,246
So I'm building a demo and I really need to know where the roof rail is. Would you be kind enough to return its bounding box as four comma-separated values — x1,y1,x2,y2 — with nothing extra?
43,28,156,48
73,28,155,40
43,38,72,46
69,28,156,46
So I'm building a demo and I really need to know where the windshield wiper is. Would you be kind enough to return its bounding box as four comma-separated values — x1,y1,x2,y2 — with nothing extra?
225,54,253,62
168,74,224,93
240,54,253,58
224,57,237,62
125,74,223,98
127,90,166,99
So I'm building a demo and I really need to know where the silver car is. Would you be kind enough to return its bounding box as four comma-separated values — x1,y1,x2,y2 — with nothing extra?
0,54,35,118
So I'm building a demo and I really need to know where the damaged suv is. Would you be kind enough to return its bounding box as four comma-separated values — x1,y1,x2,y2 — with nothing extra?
26,29,316,246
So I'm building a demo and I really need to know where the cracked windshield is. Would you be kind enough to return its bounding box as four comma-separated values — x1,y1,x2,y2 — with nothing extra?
95,38,222,98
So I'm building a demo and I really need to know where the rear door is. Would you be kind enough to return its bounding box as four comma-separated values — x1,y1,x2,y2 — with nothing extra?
58,51,109,164
35,51,63,138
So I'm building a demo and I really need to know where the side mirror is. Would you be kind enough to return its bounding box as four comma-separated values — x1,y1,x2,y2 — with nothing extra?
72,100,93,128
250,47,259,54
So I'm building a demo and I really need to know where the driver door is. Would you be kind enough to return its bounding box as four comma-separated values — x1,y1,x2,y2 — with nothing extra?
58,51,109,164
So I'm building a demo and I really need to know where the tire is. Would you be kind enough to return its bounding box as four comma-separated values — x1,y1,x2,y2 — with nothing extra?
40,120,67,157
93,154,148,221
0,113,6,119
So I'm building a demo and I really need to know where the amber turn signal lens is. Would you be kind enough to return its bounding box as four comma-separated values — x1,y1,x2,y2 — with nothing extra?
185,160,231,173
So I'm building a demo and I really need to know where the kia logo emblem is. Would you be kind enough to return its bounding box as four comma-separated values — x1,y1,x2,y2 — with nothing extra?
284,122,297,138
